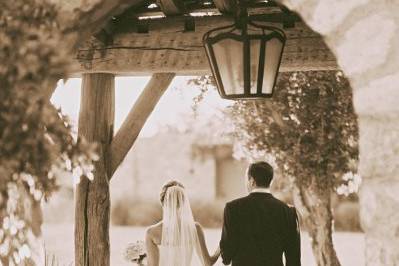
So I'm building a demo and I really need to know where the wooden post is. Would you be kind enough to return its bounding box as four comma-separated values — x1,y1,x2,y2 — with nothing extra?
75,73,115,266
74,73,175,265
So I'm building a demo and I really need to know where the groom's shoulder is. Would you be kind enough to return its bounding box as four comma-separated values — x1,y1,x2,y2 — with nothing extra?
273,199,299,218
225,195,252,208
270,196,295,210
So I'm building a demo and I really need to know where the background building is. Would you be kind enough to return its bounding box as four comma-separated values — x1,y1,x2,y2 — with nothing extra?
43,130,248,224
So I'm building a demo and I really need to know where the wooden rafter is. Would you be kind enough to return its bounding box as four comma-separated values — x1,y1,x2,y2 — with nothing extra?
109,73,175,177
116,0,282,16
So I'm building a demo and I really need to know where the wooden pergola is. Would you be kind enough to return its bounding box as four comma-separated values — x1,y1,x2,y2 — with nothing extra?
72,0,338,265
73,0,336,75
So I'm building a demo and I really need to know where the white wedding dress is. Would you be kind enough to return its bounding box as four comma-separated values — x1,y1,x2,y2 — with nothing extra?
159,186,205,266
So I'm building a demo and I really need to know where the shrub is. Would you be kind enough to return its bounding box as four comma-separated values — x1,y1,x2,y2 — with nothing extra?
111,199,225,228
112,197,363,232
191,200,224,228
111,199,162,226
333,201,362,232
44,249,73,266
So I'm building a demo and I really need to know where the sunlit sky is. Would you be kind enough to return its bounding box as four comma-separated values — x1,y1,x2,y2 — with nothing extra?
51,76,230,138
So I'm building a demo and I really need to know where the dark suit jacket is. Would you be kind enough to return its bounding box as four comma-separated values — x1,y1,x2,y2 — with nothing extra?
220,192,301,266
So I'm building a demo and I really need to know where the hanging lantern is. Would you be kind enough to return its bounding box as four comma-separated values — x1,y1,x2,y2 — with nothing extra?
203,11,286,99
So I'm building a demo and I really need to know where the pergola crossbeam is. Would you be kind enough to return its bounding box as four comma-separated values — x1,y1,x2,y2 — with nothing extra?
72,18,337,75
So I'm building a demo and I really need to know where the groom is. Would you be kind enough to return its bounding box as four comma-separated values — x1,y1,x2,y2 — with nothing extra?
220,161,301,266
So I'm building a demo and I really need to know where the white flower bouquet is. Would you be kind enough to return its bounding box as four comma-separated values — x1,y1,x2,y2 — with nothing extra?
124,240,147,265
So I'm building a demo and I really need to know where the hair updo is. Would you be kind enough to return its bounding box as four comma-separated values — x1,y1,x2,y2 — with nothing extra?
159,180,185,204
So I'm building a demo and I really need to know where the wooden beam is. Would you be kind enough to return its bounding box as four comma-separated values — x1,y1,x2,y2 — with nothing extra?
109,73,175,176
75,73,115,266
72,17,337,75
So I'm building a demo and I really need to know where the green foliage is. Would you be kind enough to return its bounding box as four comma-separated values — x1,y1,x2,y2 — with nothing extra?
228,71,359,191
0,0,97,263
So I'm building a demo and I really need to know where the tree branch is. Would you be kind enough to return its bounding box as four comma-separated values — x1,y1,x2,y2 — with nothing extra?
264,101,285,128
109,73,175,178
44,79,60,101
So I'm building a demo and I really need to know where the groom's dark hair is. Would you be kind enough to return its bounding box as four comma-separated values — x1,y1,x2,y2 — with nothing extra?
248,162,274,188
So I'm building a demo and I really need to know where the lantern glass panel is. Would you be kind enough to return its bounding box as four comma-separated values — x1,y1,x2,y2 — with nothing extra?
262,38,283,94
212,38,244,95
249,39,261,94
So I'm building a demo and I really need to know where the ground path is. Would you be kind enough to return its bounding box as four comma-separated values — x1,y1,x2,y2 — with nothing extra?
43,224,364,265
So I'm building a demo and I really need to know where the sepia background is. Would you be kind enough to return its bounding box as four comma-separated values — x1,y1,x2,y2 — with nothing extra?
2,0,399,265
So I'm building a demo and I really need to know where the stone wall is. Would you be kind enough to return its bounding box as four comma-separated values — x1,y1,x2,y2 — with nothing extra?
280,1,399,265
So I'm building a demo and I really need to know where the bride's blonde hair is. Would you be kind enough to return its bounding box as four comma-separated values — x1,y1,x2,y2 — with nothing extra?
159,180,184,204
159,180,204,265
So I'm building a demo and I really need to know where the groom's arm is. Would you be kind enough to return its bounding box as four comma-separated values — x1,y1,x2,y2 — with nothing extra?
284,206,301,266
220,202,238,265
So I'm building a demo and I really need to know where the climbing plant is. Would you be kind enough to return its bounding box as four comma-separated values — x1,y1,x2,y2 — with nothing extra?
0,1,97,264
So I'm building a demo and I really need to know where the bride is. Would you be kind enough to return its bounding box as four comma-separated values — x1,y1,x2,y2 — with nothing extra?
145,180,220,266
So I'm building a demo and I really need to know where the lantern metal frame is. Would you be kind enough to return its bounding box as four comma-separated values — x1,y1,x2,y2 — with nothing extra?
203,6,286,100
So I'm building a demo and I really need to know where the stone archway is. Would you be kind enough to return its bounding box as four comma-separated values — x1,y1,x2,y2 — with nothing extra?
279,1,399,265
69,1,398,264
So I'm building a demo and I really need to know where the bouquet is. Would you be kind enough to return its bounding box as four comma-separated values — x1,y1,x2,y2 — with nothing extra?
124,240,147,265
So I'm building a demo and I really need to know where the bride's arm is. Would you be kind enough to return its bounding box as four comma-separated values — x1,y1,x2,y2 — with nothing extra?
195,223,220,266
145,228,159,266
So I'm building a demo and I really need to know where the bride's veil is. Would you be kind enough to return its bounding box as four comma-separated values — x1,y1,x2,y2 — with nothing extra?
160,185,205,266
